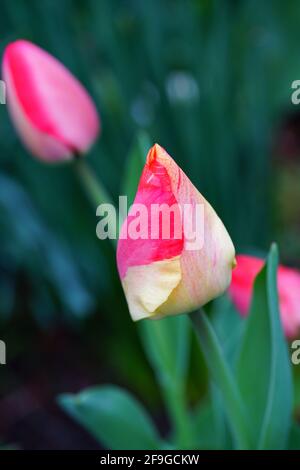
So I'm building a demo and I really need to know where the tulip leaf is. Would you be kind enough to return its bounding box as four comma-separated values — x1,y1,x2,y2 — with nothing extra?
191,296,246,450
211,294,246,366
193,386,234,450
236,244,293,449
139,316,191,447
58,385,162,450
140,315,190,385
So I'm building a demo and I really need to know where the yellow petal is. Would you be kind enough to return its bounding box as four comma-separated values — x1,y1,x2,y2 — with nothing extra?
121,256,181,321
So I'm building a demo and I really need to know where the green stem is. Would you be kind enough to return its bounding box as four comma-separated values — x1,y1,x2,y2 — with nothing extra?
74,158,114,208
148,321,193,448
189,309,251,450
74,158,117,247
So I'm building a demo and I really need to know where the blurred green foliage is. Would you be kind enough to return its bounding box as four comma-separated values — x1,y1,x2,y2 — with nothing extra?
0,0,300,434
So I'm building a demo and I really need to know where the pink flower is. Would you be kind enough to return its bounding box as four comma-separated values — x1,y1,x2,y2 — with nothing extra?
229,254,300,339
117,144,236,321
2,40,100,162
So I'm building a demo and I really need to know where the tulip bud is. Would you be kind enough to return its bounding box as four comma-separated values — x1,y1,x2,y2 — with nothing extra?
229,254,300,339
2,40,100,162
117,144,236,321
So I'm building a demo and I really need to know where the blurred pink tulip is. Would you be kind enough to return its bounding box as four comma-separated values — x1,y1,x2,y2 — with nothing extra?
2,40,100,162
229,254,300,339
117,144,236,321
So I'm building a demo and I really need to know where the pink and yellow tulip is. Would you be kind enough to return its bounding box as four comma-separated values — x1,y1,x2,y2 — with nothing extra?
117,144,236,321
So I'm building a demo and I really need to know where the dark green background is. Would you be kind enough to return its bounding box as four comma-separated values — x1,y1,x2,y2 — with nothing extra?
0,0,299,449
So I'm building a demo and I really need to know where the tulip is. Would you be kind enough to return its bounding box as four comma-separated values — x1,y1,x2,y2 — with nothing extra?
117,143,236,321
2,40,100,162
229,254,300,339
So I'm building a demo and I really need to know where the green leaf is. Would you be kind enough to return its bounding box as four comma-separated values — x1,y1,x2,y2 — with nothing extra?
288,423,300,450
211,295,246,366
139,316,192,448
121,131,151,206
190,310,251,450
192,297,246,450
193,386,233,450
140,315,190,385
58,385,161,450
236,244,293,449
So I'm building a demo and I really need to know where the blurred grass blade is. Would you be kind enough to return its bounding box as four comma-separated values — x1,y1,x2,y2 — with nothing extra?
236,244,293,449
58,385,162,450
193,387,233,450
190,310,251,450
0,174,94,320
139,315,192,447
192,296,246,449
288,423,300,450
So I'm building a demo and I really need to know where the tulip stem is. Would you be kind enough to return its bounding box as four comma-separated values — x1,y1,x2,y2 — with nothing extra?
74,158,114,208
189,309,251,450
74,158,117,247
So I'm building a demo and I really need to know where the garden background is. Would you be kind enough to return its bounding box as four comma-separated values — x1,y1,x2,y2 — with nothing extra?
0,0,299,449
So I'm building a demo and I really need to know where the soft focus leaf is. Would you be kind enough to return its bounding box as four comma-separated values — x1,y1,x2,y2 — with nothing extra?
193,385,233,450
236,244,293,449
139,316,192,448
0,174,94,321
211,295,245,366
288,423,300,450
191,297,245,450
140,315,190,385
58,385,162,450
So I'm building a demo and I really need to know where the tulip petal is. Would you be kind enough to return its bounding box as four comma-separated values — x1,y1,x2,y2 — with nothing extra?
121,256,182,321
3,40,99,162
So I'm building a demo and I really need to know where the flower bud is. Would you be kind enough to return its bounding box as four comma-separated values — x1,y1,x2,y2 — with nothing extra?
229,254,300,339
2,40,100,162
117,144,236,321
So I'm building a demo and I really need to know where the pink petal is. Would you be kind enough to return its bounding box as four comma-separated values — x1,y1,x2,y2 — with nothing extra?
3,40,100,162
117,145,184,279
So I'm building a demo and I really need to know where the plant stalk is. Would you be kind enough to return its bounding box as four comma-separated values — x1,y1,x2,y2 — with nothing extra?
189,309,251,450
74,158,117,247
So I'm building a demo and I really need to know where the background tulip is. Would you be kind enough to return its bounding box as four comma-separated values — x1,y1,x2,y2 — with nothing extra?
2,39,100,162
117,144,236,321
229,254,300,338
